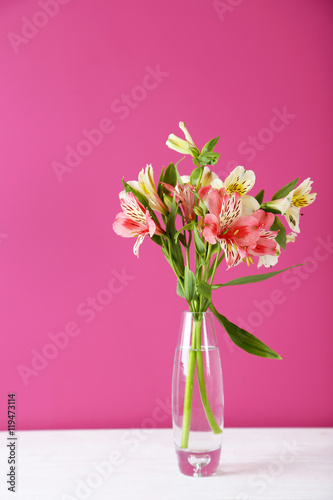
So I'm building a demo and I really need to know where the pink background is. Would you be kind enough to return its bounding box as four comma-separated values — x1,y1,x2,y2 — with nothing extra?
0,0,332,431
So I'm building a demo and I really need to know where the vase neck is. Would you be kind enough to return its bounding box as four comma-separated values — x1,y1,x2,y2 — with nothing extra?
177,311,217,350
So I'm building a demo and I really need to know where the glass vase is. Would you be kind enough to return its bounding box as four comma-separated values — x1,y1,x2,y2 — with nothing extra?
172,311,224,477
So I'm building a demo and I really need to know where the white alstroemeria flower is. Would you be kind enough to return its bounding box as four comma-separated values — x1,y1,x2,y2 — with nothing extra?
262,194,293,215
200,166,219,187
212,166,258,216
181,167,219,190
224,166,256,196
127,164,168,214
258,231,297,268
166,122,200,156
284,178,317,233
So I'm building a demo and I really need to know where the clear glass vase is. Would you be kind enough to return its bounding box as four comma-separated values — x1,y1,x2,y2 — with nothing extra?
172,311,224,477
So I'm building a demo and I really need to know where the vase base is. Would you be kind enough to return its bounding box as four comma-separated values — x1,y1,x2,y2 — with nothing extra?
175,446,221,477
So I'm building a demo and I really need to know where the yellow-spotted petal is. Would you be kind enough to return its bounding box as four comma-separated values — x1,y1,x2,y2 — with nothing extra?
285,204,301,233
292,178,317,207
224,166,255,196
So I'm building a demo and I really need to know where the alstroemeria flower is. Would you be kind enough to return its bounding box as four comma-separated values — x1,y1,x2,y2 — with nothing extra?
212,166,259,216
258,232,297,268
203,189,261,268
181,166,219,188
261,195,293,215
113,192,164,257
163,182,196,222
166,122,200,157
127,164,168,215
284,178,317,233
247,210,278,260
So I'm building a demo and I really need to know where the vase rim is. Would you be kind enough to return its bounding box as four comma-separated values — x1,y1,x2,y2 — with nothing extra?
182,310,213,314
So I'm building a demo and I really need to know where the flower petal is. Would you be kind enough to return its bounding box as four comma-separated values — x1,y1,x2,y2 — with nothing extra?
252,209,275,230
285,204,301,233
133,233,146,258
206,189,223,219
166,134,190,154
224,166,255,196
241,195,260,216
203,214,219,244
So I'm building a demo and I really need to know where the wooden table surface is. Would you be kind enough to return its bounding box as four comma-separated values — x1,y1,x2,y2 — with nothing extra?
0,428,332,499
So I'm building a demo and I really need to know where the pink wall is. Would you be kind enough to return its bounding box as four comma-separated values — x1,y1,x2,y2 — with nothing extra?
0,0,332,431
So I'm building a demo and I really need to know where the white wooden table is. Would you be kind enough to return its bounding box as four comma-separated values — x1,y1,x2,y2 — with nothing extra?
0,428,332,499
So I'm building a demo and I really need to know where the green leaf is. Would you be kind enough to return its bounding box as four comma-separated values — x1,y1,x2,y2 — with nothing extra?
255,189,265,204
193,225,206,256
151,235,163,247
190,166,203,185
170,244,185,277
174,222,193,242
195,262,203,281
161,246,169,260
270,216,286,250
197,281,212,300
271,178,299,201
209,304,282,359
122,178,149,207
163,163,178,187
177,279,185,298
202,136,220,154
166,196,184,277
197,152,220,166
184,266,196,303
157,166,165,198
212,264,304,287
166,195,177,235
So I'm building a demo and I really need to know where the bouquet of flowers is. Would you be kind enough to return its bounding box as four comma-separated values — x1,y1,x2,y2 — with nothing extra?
113,122,316,449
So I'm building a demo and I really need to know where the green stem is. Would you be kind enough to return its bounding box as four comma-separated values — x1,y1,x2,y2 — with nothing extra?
195,321,222,435
181,316,222,449
180,321,197,448
209,247,222,284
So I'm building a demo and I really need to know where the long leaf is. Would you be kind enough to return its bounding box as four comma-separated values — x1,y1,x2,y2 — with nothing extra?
166,196,184,277
157,166,165,198
197,281,212,300
184,266,196,303
271,178,299,201
193,225,206,256
209,304,281,359
212,264,303,288
177,279,185,298
270,216,286,250
202,136,220,154
255,189,265,204
151,235,163,247
164,163,177,187
190,166,203,185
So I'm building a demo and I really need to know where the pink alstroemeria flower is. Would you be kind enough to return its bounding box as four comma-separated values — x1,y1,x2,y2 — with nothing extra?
246,210,278,261
203,189,261,268
113,192,164,257
163,182,209,222
167,182,195,221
